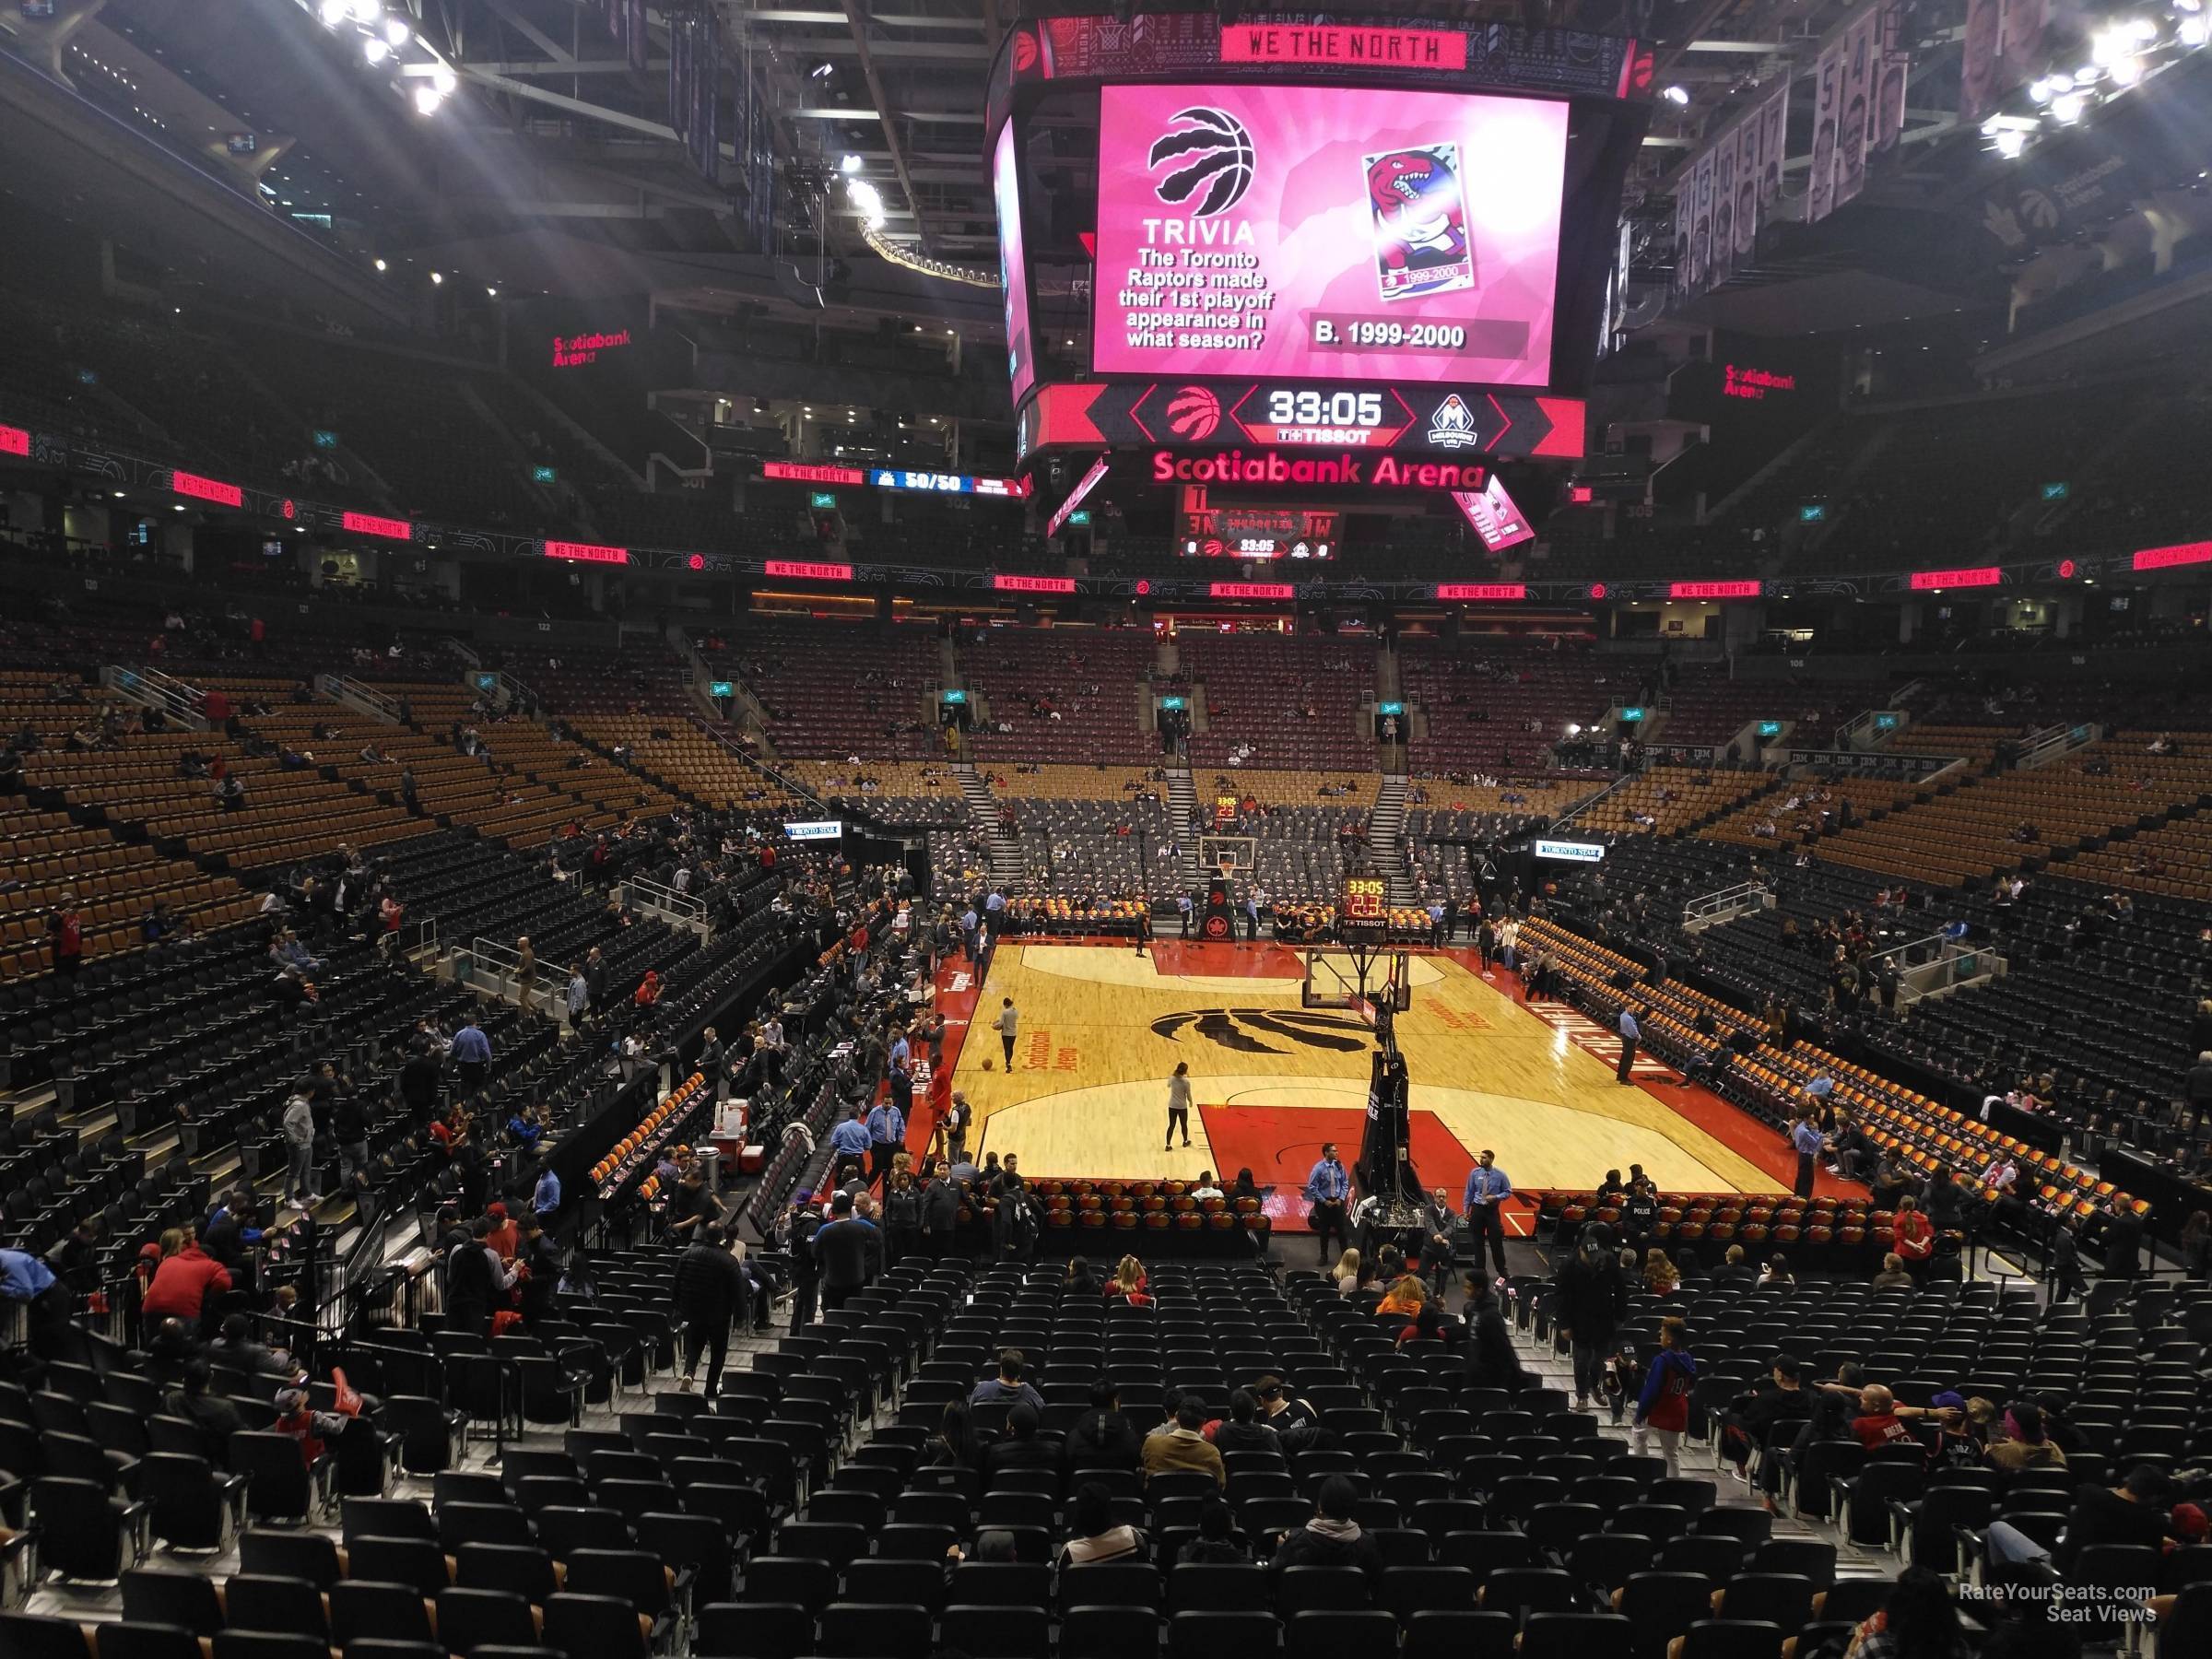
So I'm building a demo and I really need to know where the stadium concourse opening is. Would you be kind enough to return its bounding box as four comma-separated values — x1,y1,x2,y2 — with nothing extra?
4,2,2211,1654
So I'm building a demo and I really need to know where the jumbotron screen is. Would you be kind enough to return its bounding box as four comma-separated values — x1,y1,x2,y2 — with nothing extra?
1094,84,1568,387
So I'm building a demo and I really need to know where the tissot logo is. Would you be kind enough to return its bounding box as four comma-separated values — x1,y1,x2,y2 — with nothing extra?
1147,107,1255,216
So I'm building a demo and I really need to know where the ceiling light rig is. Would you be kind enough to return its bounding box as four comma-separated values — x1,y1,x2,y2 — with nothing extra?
841,175,998,288
1992,6,2206,162
300,0,456,117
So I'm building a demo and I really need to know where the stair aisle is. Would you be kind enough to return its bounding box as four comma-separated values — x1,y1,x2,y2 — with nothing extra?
1370,774,1415,904
954,761,1024,891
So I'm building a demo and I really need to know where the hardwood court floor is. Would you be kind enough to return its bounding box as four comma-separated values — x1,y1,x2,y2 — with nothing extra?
946,940,1787,1210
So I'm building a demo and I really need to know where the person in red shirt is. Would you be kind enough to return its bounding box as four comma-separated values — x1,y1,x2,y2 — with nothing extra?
634,969,663,1009
1841,1382,1954,1457
1892,1194,1936,1274
49,889,84,983
139,1229,233,1325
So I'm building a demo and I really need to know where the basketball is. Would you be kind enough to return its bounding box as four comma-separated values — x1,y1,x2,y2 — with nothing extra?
982,1057,995,1072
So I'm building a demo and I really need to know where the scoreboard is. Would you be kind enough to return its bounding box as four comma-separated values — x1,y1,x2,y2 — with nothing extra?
1341,875,1390,935
1180,488,1339,559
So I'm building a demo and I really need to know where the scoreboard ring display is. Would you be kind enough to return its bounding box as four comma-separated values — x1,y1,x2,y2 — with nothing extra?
1341,876,1391,936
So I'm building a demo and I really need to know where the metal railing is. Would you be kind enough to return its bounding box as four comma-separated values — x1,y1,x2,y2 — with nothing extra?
441,636,482,669
102,664,208,731
1872,931,2007,1007
623,875,708,932
1680,878,1773,932
2013,721,2102,771
315,673,402,723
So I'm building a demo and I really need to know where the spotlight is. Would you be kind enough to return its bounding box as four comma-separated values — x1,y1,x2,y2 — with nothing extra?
2052,92,2087,122
810,61,834,78
364,37,389,65
485,287,498,299
431,65,456,94
373,257,387,271
429,269,443,284
413,85,441,115
839,153,864,174
317,0,349,26
1994,128,2027,158
2184,17,2210,44
2111,54,2144,85
1662,85,1690,106
349,0,380,21
383,18,410,46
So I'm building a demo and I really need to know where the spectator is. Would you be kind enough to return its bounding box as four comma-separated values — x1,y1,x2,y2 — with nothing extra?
1630,1315,1697,1474
1058,1481,1146,1566
1182,1502,1250,1563
1985,1402,2068,1473
1893,1195,1936,1275
140,1227,233,1325
1871,1252,1916,1291
984,1401,1059,1477
1271,1476,1382,1579
971,1348,1045,1413
1460,1277,1529,1394
1141,1398,1227,1488
1843,1568,1971,1659
1064,1378,1143,1470
674,1224,751,1401
1984,1465,2178,1569
1553,1221,1627,1411
163,1362,245,1466
1644,1247,1680,1296
1212,1389,1283,1457
451,1018,493,1094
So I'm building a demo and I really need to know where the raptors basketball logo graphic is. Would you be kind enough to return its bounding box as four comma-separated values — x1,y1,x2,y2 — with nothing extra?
1165,385,1221,441
1147,107,1255,217
1010,29,1038,73
1363,142,1476,301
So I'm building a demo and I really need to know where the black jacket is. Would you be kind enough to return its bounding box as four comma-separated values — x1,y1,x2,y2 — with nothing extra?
399,1054,441,1110
672,1241,750,1323
812,1217,878,1289
1552,1250,1628,1346
1273,1524,1382,1579
1064,1409,1143,1470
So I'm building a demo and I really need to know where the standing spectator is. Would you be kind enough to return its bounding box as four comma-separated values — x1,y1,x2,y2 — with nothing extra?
698,1026,726,1101
1630,1315,1697,1474
1302,1142,1352,1266
532,1152,561,1227
827,1106,872,1188
993,996,1018,1070
919,1168,959,1258
514,936,537,1015
883,1173,922,1263
674,1225,750,1400
1789,1112,1826,1200
2186,1051,2212,1134
1615,1005,1641,1083
1163,1061,1193,1150
1460,1148,1512,1283
1553,1222,1627,1411
49,888,85,987
565,964,590,1030
1176,890,1194,937
939,1090,972,1165
865,1093,907,1184
282,1079,319,1208
398,1039,441,1125
331,1087,369,1189
1893,1194,1936,1276
812,1191,878,1310
583,947,608,1018
783,1194,822,1331
451,1018,492,1096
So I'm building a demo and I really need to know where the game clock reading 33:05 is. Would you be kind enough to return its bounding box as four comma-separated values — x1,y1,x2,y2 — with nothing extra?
1342,876,1389,930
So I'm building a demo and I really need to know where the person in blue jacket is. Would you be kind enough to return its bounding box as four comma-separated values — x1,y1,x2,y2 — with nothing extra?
1631,1314,1698,1475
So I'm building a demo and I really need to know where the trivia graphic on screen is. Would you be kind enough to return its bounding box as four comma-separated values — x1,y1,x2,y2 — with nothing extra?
1364,144,1475,302
1093,84,1567,386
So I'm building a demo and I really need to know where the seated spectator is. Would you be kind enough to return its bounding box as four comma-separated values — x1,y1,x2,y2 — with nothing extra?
1376,1273,1428,1317
1985,1403,2069,1473
1058,1480,1146,1566
983,1401,1060,1478
971,1348,1045,1412
1065,1378,1142,1470
140,1227,233,1325
1272,1476,1382,1579
1871,1253,1916,1291
207,1312,296,1381
1718,1355,1810,1478
1107,1254,1152,1308
1211,1388,1283,1457
1140,1398,1227,1488
163,1361,245,1466
1841,1568,1971,1659
1644,1248,1680,1296
1182,1501,1250,1563
1984,1465,2178,1570
1331,1248,1361,1295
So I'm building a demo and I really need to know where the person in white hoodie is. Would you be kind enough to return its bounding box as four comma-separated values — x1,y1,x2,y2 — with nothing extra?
281,1082,319,1207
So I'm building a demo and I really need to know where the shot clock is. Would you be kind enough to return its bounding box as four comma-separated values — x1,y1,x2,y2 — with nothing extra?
1341,875,1390,935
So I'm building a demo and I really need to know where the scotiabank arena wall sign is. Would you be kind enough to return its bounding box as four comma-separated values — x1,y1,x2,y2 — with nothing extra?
1149,450,1489,491
1021,379,1583,462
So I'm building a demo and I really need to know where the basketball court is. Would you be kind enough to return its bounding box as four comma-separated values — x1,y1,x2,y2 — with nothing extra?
928,938,1812,1233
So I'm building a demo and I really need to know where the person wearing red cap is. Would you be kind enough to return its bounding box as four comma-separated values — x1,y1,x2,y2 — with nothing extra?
140,1228,233,1327
484,1204,518,1260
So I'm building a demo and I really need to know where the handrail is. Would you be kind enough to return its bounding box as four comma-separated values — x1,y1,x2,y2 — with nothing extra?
1548,772,1632,828
2013,721,2101,771
1680,878,1772,927
690,715,832,814
441,636,482,669
103,664,208,731
624,875,706,924
314,673,401,722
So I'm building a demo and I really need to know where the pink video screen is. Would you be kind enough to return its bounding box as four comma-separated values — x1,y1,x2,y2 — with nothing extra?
993,122,1036,407
1092,83,1568,386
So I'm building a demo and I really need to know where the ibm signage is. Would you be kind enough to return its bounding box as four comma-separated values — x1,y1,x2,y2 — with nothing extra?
1535,839,1606,864
783,820,843,841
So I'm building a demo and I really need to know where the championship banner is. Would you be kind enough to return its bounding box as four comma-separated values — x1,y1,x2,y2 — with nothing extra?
1832,6,1880,210
1711,143,1737,285
1959,0,2002,122
1998,0,2050,105
1807,36,1845,223
1673,176,1695,296
1733,114,1760,259
1875,1,1911,154
1689,147,1715,293
1758,83,1787,204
